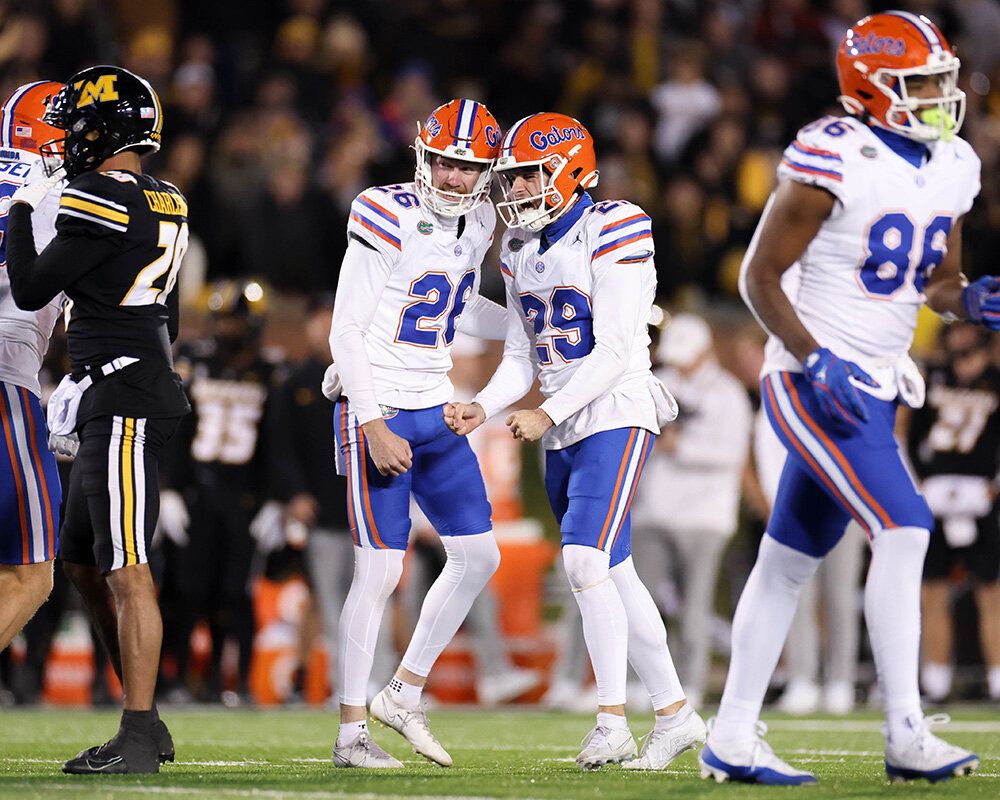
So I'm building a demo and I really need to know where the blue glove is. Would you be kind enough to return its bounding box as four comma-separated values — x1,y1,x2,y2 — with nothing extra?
802,347,880,431
962,276,1000,330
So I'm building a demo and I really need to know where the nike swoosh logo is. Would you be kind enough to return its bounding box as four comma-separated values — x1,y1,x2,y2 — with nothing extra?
86,756,124,771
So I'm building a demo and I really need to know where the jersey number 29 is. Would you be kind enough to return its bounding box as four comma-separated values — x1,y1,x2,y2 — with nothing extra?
121,221,189,306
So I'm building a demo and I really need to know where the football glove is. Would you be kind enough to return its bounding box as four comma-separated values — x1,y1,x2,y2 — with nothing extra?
802,347,880,431
154,489,190,547
962,276,1000,331
11,164,66,210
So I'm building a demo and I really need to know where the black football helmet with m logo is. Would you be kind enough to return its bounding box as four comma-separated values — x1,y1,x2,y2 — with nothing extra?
42,65,163,178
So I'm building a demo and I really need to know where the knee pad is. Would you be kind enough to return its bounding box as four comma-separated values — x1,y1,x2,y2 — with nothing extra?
442,532,500,584
354,547,405,603
563,544,610,592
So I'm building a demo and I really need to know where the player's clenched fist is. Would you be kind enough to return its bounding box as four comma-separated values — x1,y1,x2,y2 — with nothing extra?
505,409,554,442
362,418,413,476
443,402,486,436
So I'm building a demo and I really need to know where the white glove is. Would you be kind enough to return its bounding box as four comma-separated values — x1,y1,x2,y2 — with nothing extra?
11,164,66,210
155,489,190,547
47,431,79,457
249,500,286,554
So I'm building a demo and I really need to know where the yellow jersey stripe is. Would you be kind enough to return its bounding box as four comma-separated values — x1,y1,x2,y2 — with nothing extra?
60,196,130,224
121,417,136,566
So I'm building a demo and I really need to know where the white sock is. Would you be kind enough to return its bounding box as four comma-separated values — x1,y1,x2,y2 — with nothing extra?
337,547,405,706
337,719,367,745
610,556,686,710
563,544,628,707
400,531,500,676
920,661,953,702
864,527,928,740
597,711,629,731
655,703,693,731
387,676,422,711
713,535,820,743
989,666,1000,700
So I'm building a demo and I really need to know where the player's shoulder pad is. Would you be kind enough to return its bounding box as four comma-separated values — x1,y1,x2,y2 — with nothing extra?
58,170,135,236
586,199,654,265
498,227,528,279
947,134,982,174
779,116,861,195
347,184,421,257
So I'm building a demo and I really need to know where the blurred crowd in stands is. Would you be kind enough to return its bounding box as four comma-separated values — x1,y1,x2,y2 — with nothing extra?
2,0,1000,710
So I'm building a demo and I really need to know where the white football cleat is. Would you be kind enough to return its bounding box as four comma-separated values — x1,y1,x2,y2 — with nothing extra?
541,679,597,712
823,681,855,715
477,667,542,707
623,707,707,771
370,687,453,767
776,678,821,715
575,723,637,771
699,720,817,785
884,714,978,783
333,732,404,768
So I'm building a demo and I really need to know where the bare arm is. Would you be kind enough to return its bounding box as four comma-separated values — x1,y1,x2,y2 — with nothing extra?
740,181,835,363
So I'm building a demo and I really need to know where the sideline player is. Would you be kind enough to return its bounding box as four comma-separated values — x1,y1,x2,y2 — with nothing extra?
445,112,706,771
702,12,990,785
0,81,65,651
8,65,190,773
326,99,507,768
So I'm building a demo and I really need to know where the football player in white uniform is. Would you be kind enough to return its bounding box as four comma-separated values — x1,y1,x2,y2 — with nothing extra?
445,112,706,771
326,99,507,768
702,11,994,785
0,81,66,650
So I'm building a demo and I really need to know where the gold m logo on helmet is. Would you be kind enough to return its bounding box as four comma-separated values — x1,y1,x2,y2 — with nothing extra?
74,75,119,107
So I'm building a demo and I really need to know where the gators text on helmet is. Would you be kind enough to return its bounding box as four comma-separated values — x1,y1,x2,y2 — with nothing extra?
413,98,501,217
42,65,163,178
494,112,599,232
836,11,965,142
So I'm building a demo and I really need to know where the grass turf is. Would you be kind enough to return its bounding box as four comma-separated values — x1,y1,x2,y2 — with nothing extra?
0,707,998,799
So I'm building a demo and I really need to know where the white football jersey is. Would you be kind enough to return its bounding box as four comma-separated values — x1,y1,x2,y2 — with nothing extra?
752,116,981,400
338,181,496,415
0,151,64,397
486,198,667,449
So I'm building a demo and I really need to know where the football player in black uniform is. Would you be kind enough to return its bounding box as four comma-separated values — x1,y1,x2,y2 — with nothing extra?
159,280,280,705
907,323,1000,703
7,65,190,774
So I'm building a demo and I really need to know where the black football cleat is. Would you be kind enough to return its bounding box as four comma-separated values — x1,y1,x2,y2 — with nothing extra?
69,717,175,765
63,725,161,774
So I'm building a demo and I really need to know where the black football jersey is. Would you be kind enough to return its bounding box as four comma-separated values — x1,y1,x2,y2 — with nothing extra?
162,339,282,494
908,363,1000,478
56,169,191,422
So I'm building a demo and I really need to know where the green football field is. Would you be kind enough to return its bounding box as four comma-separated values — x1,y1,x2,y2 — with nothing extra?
1,707,998,799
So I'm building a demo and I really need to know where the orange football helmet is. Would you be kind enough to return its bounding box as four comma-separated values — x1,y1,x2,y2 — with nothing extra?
494,112,598,231
0,80,64,157
836,11,964,142
414,98,501,216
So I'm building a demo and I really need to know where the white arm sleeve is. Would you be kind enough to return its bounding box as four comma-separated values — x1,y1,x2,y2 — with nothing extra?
329,237,394,425
473,278,537,419
538,259,643,426
457,293,507,340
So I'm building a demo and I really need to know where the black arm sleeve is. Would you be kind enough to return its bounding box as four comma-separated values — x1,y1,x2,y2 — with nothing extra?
7,203,116,311
167,284,180,344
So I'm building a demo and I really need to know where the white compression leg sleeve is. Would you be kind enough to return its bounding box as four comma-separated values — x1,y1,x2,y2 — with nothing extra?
563,544,629,707
610,556,685,709
713,535,821,741
338,546,405,706
865,526,929,734
400,531,501,677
